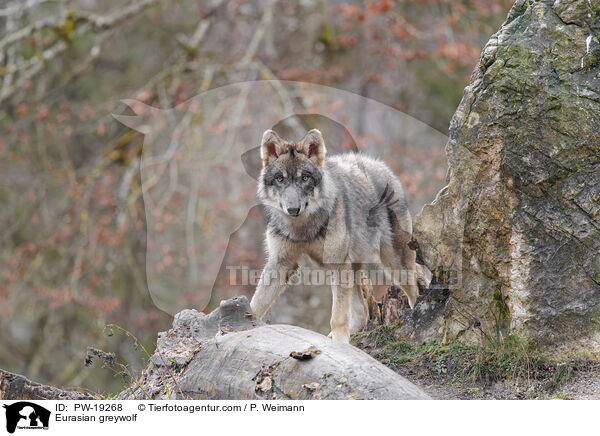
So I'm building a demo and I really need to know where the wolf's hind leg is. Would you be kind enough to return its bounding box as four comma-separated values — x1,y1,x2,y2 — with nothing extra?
349,268,370,334
380,211,419,309
381,249,419,308
395,245,419,309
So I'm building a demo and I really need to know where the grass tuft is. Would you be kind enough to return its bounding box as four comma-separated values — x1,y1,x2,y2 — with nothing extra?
354,326,545,386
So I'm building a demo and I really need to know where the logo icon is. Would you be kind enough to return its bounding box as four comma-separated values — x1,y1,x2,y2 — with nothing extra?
2,402,50,433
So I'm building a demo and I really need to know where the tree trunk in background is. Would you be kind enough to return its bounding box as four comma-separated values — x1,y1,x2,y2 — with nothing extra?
412,0,600,356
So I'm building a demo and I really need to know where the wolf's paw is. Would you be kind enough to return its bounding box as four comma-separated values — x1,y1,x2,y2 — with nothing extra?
328,330,350,343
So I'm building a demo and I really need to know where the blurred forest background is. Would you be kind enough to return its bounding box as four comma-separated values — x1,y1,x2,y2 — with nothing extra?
0,0,512,396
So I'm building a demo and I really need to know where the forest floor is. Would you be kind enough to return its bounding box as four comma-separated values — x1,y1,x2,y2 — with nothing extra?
353,324,600,400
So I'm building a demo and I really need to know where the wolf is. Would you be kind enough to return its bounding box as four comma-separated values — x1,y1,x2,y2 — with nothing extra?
250,129,427,343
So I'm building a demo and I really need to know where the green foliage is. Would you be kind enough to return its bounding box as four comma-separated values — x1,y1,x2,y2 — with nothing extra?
468,335,542,384
545,362,574,391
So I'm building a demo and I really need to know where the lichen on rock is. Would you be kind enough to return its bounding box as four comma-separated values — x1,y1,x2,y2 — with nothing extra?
412,0,600,356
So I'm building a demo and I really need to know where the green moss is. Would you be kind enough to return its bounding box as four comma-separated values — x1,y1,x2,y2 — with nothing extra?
591,305,600,326
493,290,511,321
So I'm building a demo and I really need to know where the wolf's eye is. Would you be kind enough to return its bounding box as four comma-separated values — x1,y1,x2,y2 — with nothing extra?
276,176,284,183
302,175,309,182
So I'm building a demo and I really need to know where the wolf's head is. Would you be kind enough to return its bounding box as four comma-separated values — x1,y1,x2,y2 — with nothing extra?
258,129,327,217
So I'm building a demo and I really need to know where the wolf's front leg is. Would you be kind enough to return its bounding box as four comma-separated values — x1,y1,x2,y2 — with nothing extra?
250,262,297,319
251,230,300,319
329,262,354,343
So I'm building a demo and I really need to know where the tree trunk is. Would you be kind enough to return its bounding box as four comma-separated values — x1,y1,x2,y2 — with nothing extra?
0,369,93,400
118,296,430,400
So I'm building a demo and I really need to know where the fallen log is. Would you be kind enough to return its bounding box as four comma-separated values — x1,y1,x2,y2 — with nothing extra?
0,369,94,400
119,296,430,400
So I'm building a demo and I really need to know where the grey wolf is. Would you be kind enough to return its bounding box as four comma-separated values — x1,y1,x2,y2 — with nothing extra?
250,129,427,343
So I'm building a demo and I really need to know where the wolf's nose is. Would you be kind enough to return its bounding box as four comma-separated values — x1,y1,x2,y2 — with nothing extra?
287,207,300,216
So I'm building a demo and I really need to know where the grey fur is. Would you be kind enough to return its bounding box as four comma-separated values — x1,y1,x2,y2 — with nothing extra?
250,129,425,343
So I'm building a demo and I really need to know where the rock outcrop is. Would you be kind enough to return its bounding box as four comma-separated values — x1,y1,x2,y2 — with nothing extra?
412,0,600,355
118,297,430,399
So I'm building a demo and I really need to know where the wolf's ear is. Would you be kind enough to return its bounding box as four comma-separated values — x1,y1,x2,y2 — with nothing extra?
299,129,326,166
261,130,284,167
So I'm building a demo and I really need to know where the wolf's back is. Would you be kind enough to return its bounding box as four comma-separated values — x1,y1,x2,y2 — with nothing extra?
325,153,410,215
326,153,432,290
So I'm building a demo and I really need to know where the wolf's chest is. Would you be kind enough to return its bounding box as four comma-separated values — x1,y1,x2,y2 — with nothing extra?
302,238,327,266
